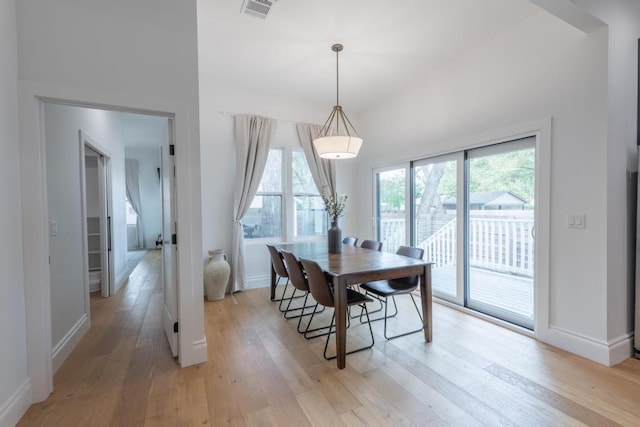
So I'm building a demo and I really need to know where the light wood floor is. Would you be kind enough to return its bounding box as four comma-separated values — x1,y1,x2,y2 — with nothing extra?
18,251,640,426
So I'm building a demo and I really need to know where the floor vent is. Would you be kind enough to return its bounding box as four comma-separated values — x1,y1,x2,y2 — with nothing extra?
241,0,277,19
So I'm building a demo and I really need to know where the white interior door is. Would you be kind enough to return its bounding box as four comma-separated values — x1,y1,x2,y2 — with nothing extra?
160,127,179,357
96,153,114,297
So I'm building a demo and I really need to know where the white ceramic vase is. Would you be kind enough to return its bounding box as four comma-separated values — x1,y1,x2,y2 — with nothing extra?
204,250,230,301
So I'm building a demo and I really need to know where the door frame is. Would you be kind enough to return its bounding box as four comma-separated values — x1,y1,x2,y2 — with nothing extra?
80,131,115,298
368,119,551,337
372,162,411,251
20,85,207,402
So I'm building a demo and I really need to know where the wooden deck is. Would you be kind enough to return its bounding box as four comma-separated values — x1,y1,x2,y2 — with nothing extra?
432,265,533,319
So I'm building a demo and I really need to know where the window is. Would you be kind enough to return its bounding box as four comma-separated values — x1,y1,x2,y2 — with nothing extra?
243,148,325,241
292,150,326,237
125,198,138,225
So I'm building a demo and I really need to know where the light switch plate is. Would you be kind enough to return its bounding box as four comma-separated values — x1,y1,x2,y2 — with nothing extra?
568,214,585,229
49,220,58,236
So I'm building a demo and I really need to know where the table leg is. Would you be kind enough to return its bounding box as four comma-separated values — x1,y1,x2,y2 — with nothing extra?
420,264,433,342
334,277,347,369
270,263,276,301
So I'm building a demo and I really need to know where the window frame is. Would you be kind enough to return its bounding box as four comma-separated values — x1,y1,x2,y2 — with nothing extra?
244,146,325,244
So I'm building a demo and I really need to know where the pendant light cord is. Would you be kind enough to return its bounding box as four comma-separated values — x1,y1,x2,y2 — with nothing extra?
335,47,340,107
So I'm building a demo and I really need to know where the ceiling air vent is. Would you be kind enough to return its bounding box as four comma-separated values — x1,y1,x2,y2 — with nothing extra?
241,0,277,19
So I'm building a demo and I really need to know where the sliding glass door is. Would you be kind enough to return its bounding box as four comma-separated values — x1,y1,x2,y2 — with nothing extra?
466,138,535,329
413,155,461,301
375,165,409,252
373,137,536,329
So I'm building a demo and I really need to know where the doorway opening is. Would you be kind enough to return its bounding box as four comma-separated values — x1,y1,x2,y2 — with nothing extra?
81,138,114,298
43,101,179,377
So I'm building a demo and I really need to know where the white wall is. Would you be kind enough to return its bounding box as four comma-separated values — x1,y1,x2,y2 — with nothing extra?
125,147,163,249
0,0,31,424
571,0,640,361
356,11,618,363
17,0,205,402
44,103,128,355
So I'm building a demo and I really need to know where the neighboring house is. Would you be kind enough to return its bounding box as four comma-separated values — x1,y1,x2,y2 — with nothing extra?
442,191,528,210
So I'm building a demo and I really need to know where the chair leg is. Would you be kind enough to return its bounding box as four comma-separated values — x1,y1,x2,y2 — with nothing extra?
276,280,306,312
359,293,398,324
302,304,333,339
283,291,321,320
323,304,375,361
383,294,424,340
353,290,384,318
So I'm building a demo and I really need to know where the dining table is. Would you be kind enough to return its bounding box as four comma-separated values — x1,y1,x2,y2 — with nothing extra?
270,241,432,369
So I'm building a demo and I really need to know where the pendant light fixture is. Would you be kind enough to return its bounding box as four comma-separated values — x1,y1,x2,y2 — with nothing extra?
313,43,363,159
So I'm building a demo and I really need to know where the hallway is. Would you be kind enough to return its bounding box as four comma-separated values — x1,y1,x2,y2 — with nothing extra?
18,251,184,425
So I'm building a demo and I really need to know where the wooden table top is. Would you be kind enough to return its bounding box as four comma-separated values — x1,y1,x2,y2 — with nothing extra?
275,241,429,282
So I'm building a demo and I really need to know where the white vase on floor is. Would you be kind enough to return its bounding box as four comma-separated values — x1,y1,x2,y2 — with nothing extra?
204,250,230,301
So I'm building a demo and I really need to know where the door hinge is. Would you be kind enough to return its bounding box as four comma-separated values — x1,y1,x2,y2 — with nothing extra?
173,321,179,333
171,233,177,245
169,144,175,156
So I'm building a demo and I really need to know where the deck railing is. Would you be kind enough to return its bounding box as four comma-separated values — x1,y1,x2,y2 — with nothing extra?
380,216,534,278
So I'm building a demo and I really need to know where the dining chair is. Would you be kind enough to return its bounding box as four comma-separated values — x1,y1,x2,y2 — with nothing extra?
266,244,302,312
280,250,327,334
347,239,382,299
342,236,358,246
299,258,375,360
359,245,424,340
360,239,383,251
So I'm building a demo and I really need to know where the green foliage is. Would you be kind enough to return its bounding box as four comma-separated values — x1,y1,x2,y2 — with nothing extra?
469,148,534,203
379,170,405,210
378,147,535,211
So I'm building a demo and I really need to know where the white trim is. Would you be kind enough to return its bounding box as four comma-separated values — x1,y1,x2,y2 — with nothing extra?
51,314,90,373
19,86,54,402
0,379,31,427
246,275,271,289
538,325,633,366
608,333,634,366
19,79,206,401
533,118,552,340
116,267,130,293
180,338,208,367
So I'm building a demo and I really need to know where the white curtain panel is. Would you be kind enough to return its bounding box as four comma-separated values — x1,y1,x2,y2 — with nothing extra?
125,158,144,248
296,122,337,197
231,115,275,292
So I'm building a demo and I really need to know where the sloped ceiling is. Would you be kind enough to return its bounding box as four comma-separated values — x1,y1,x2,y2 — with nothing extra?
198,0,543,113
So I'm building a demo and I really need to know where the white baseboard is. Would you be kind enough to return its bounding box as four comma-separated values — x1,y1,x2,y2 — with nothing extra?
539,325,634,366
179,337,208,367
608,333,634,365
245,275,269,290
52,314,90,373
0,379,31,427
115,268,129,294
